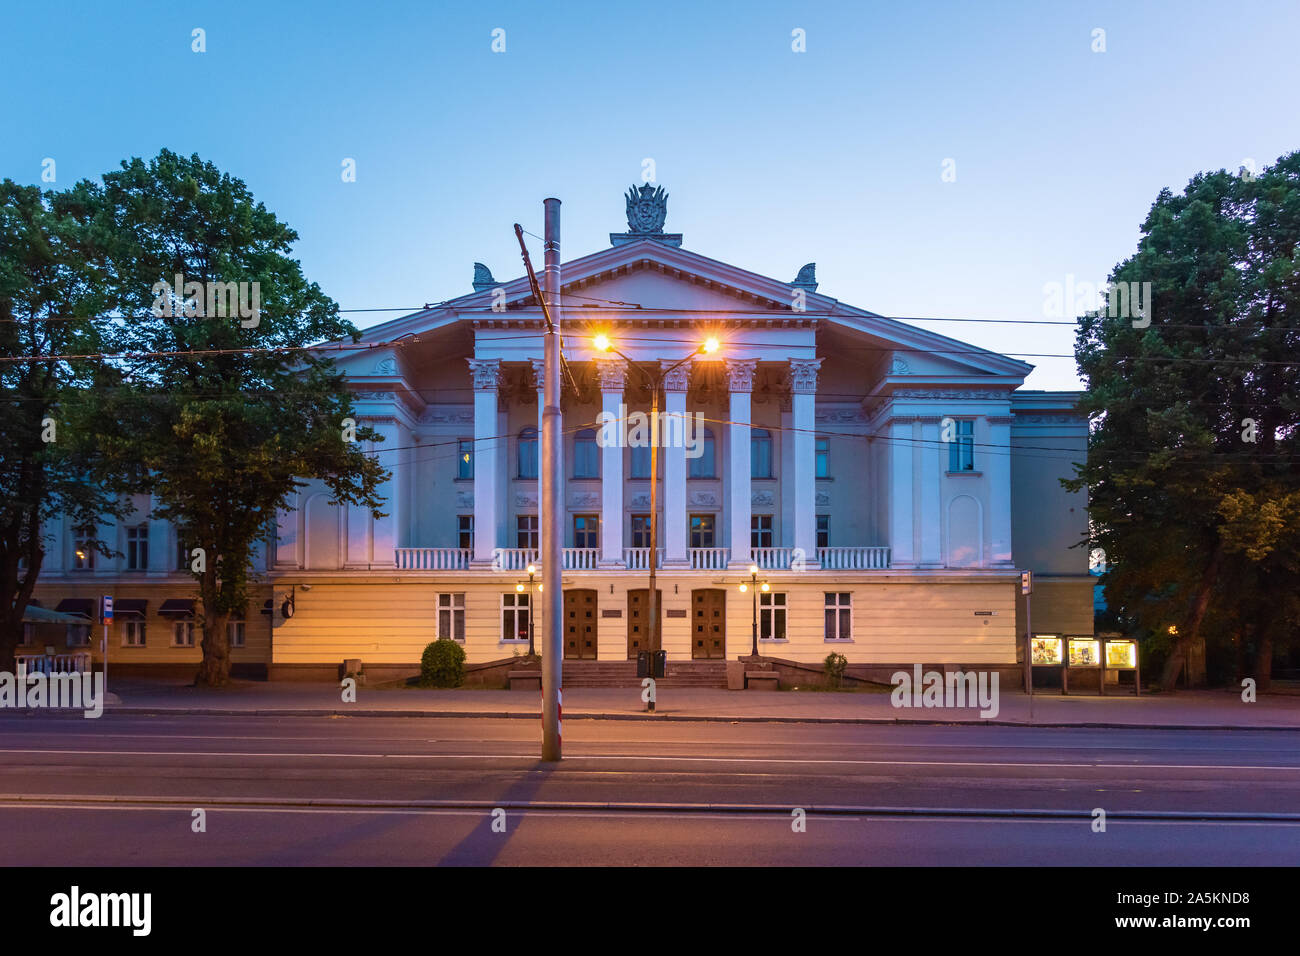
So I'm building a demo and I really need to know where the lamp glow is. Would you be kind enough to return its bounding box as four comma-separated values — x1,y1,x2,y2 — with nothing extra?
593,333,611,352
702,337,720,354
739,583,748,593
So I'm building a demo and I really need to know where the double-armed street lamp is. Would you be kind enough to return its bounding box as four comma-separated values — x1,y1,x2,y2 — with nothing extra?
593,332,719,666
739,564,770,659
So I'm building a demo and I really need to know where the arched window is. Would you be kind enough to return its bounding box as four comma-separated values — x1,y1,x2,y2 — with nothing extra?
518,427,538,479
689,428,715,479
573,429,599,479
751,428,773,478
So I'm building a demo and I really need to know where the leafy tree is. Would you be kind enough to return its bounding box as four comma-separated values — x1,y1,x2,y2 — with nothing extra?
1069,153,1300,691
0,181,123,673
67,151,388,686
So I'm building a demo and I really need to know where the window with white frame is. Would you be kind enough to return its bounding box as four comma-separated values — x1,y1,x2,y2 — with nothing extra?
72,529,95,570
66,623,91,647
438,592,465,642
172,620,196,647
516,515,538,550
126,524,149,571
824,592,852,641
760,591,787,641
948,419,975,472
228,618,245,649
123,620,147,647
751,514,774,550
816,514,830,549
457,515,474,551
501,592,530,641
457,439,474,480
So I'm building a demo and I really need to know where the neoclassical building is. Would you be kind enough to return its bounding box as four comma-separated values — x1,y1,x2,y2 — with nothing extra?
27,187,1093,681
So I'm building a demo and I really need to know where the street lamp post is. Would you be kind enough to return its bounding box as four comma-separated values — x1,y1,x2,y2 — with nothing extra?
739,564,770,659
594,334,718,666
525,564,537,657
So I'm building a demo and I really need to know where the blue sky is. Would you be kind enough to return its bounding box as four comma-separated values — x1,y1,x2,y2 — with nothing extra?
4,0,1297,389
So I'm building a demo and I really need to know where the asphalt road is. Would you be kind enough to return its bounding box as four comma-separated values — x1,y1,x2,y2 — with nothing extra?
1,714,1298,865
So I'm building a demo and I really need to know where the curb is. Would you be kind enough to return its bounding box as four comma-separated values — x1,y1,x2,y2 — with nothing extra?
2,706,1298,731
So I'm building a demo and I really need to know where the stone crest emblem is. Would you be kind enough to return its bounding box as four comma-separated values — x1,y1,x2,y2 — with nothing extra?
625,183,668,234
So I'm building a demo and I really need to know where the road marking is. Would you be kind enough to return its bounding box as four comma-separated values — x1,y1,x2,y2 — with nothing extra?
2,747,1299,772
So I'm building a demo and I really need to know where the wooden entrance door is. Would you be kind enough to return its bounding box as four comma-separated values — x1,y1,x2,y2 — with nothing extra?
626,589,662,659
692,588,726,659
563,589,598,660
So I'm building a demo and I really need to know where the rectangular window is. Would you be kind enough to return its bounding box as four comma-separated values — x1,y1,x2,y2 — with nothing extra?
72,529,95,571
126,524,149,571
573,514,599,549
948,419,975,472
457,439,474,480
751,429,773,479
123,620,147,647
815,437,829,478
824,592,852,641
518,428,538,479
228,619,245,649
816,514,830,549
457,515,474,551
751,514,773,549
760,591,787,641
176,531,190,572
516,515,538,550
438,592,466,642
630,443,651,479
172,621,196,647
66,624,91,647
689,514,715,549
573,430,599,479
631,514,651,549
502,592,530,642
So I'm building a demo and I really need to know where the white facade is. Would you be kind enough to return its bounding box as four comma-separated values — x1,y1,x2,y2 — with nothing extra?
32,198,1093,676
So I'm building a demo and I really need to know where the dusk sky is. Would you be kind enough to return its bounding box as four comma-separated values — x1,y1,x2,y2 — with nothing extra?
5,0,1298,389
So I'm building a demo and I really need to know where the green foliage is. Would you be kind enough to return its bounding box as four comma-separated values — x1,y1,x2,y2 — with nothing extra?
60,150,389,685
823,651,848,688
0,180,126,670
1068,151,1300,688
421,639,466,688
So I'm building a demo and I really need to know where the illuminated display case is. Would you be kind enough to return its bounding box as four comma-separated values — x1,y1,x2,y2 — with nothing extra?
1031,636,1063,666
1068,638,1101,667
1105,641,1137,669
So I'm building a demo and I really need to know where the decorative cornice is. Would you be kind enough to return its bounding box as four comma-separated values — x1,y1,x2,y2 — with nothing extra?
467,358,502,391
725,358,758,393
419,407,473,424
985,415,1016,425
917,415,944,425
816,408,866,425
352,391,395,401
1014,414,1082,425
593,357,628,392
893,388,1007,400
661,361,692,392
373,357,398,375
788,358,822,394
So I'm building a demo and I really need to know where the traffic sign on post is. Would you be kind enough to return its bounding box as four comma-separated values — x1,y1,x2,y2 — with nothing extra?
1020,570,1033,595
101,595,113,623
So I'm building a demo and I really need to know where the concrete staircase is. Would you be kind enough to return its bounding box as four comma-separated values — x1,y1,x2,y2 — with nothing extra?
561,660,729,688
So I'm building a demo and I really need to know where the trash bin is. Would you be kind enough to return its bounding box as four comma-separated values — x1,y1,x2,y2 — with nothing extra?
636,651,650,678
652,650,667,679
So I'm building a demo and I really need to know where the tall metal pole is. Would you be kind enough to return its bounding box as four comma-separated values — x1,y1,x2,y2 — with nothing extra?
541,198,563,761
647,373,660,664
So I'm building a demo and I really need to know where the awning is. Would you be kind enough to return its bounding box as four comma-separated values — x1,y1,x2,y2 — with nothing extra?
22,604,90,624
54,598,94,619
158,598,196,617
260,599,273,616
114,598,148,619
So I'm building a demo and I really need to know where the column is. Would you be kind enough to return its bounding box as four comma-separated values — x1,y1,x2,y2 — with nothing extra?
888,414,917,568
595,357,626,567
918,416,943,567
661,362,690,568
788,359,821,568
726,359,757,568
531,358,558,558
986,415,1015,567
468,358,501,567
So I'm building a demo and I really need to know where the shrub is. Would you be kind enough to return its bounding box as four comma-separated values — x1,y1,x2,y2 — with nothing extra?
823,652,848,689
421,639,466,688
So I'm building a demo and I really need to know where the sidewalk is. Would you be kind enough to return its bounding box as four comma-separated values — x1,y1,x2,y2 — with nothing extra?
51,678,1300,729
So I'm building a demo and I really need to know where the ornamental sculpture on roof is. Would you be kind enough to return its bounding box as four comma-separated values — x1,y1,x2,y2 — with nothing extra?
625,183,668,234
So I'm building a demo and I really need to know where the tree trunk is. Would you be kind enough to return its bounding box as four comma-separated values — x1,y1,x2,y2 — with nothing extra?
1158,540,1223,692
1254,629,1274,693
194,571,232,687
